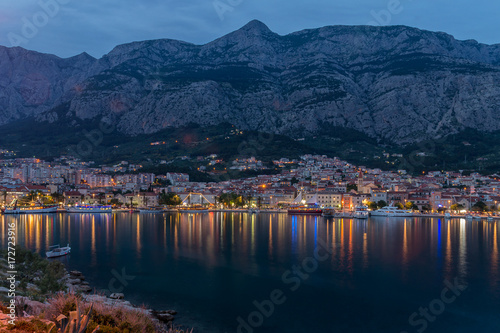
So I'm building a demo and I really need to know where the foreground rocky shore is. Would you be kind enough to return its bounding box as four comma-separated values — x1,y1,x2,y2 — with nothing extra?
66,269,180,326
0,249,190,332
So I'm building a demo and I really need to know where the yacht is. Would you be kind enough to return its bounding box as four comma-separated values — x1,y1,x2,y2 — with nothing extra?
139,207,164,213
178,205,209,213
3,199,58,214
288,204,323,215
353,205,369,219
370,205,414,217
46,244,71,258
67,205,112,213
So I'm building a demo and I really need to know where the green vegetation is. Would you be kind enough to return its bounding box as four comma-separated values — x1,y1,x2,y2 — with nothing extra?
4,117,500,177
0,246,66,301
0,247,191,332
450,203,465,211
159,192,182,206
218,193,246,207
472,201,488,212
377,200,387,209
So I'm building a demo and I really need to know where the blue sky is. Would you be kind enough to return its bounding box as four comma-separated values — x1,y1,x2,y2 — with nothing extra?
1,0,499,58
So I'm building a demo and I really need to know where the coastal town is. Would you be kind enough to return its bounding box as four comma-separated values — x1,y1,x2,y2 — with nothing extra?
0,153,498,214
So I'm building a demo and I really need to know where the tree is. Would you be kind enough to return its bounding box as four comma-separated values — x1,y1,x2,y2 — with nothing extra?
246,195,253,207
422,205,432,212
2,190,7,205
450,203,464,212
219,192,241,207
472,201,488,212
51,192,65,204
291,177,299,185
159,192,181,206
395,202,404,210
109,198,121,207
405,201,416,210
377,200,387,209
367,201,378,210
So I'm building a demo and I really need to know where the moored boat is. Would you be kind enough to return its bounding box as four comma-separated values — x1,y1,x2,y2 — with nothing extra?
248,208,260,214
370,205,414,217
288,204,323,215
3,199,58,214
178,205,209,213
321,208,335,217
353,205,369,219
67,205,112,213
139,207,164,213
46,244,71,258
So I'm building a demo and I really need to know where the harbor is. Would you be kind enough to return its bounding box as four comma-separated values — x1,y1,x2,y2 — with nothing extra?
1,212,498,333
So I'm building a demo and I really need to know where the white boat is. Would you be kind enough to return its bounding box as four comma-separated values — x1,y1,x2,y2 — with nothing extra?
370,205,414,217
353,205,369,219
139,207,164,213
67,205,112,213
248,208,260,214
3,199,58,214
444,212,451,219
487,216,494,222
465,214,473,221
46,244,71,258
178,205,209,213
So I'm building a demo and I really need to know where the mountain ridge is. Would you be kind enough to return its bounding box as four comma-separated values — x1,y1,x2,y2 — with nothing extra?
1,20,500,144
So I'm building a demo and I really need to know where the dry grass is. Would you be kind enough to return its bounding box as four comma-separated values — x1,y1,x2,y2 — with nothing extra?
2,292,193,332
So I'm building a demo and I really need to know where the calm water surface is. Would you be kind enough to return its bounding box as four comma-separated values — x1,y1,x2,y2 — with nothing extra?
1,213,499,333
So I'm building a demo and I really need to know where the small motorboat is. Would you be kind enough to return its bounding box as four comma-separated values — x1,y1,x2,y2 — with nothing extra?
248,208,260,214
139,207,164,213
321,208,335,218
46,244,71,258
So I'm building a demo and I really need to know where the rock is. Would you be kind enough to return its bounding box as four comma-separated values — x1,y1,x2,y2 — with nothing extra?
69,270,83,277
109,293,124,300
154,312,175,323
75,285,92,293
67,278,82,285
14,297,47,317
0,287,9,293
80,281,90,286
165,310,177,315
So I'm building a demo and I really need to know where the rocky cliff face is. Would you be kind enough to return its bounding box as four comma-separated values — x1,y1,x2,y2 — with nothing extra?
2,20,500,143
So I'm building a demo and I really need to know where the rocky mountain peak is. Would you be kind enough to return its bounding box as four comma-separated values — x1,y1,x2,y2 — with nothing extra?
2,21,500,144
240,19,274,35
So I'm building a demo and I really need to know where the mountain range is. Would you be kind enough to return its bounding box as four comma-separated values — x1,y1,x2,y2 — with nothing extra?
1,20,500,144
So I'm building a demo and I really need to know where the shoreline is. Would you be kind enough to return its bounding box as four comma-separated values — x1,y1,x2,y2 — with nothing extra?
64,269,184,330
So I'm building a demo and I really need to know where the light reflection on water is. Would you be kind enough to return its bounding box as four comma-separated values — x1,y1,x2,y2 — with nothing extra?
1,213,499,332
